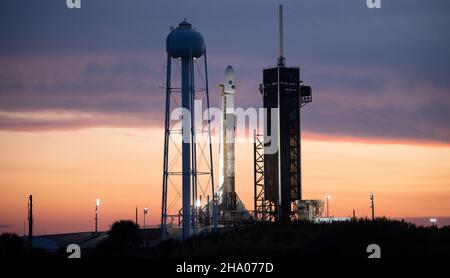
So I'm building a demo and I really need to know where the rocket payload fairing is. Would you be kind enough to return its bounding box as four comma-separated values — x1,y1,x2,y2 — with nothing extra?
218,65,237,210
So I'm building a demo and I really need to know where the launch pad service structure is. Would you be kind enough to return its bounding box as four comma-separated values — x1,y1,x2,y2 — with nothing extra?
255,5,318,222
161,6,321,241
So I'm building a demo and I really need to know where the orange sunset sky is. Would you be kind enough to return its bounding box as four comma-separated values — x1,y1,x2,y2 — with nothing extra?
1,1,450,234
1,128,449,235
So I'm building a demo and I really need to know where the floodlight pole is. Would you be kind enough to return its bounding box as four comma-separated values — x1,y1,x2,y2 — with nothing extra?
136,206,138,225
326,195,331,218
28,195,33,243
95,198,99,233
144,208,148,228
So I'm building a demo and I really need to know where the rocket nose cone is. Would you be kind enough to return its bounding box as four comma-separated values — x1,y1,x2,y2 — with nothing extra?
224,65,236,93
225,65,235,79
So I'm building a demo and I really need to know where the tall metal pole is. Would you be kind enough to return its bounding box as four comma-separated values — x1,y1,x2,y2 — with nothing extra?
161,55,171,240
136,206,138,225
325,195,331,218
276,5,284,221
253,129,258,219
95,198,99,233
204,51,217,230
28,195,33,243
370,192,375,220
144,208,148,228
278,5,285,66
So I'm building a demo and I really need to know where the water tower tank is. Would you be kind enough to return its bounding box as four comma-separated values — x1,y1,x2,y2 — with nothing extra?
166,20,205,59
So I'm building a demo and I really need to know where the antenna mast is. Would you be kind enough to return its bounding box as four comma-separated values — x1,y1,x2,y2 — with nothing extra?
278,5,285,66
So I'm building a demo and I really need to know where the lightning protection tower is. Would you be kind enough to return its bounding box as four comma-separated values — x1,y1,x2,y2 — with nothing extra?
256,5,313,222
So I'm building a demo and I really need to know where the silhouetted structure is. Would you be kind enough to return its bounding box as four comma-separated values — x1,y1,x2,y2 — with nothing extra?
135,206,138,225
370,192,375,220
162,20,217,240
256,5,312,221
95,198,99,233
28,195,33,243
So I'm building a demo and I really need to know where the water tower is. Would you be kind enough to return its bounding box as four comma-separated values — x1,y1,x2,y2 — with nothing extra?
161,20,217,240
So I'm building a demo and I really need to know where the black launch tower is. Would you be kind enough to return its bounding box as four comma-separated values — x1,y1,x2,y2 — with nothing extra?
257,5,312,221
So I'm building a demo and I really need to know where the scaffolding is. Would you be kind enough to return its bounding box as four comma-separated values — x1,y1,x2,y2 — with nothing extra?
253,131,278,222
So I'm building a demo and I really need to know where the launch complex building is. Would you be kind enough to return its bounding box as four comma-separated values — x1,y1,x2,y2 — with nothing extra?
161,5,320,240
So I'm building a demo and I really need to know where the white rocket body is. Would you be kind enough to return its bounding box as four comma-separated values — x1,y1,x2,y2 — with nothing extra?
218,66,236,205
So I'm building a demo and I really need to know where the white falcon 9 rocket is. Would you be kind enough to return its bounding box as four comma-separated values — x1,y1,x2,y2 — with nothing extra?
218,65,237,211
